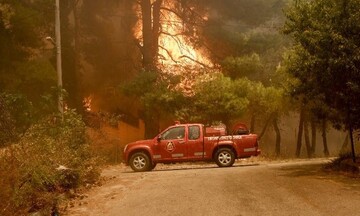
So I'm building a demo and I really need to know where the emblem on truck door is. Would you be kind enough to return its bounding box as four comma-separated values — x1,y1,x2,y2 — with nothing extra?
166,142,175,152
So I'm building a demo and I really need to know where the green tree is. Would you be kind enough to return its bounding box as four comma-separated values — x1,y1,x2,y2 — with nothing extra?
222,54,263,80
277,51,333,157
190,74,249,128
121,70,185,138
0,1,56,101
284,0,360,129
284,0,360,159
242,79,285,155
0,93,33,146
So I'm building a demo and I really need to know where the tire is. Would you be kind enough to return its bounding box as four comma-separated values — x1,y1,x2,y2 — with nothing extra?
215,148,235,167
149,163,157,171
129,152,150,172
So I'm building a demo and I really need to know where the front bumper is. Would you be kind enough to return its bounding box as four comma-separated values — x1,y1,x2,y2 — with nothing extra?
256,149,261,156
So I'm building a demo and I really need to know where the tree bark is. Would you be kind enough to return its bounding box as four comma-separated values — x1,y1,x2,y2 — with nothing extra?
321,119,330,157
304,117,312,158
296,106,305,157
144,111,160,139
310,118,316,157
349,127,356,163
140,0,155,70
340,134,349,153
152,0,162,59
348,115,356,163
250,113,256,133
140,0,162,70
73,0,83,112
140,0,163,138
272,115,281,156
258,115,272,140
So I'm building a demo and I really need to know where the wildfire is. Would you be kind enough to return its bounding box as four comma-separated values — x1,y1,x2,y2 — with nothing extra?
134,0,212,69
83,95,93,112
158,13,209,67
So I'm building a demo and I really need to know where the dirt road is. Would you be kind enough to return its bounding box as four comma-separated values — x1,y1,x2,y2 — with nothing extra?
65,159,360,216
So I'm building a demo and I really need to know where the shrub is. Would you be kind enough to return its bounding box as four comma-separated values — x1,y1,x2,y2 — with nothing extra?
0,93,34,147
0,109,101,215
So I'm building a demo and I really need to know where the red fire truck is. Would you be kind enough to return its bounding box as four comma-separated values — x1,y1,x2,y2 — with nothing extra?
123,122,260,172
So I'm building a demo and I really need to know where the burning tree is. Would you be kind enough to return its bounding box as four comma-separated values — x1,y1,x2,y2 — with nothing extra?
134,0,213,137
135,0,211,68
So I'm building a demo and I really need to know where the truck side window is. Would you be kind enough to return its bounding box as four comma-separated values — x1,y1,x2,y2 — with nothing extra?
162,126,185,140
189,126,200,140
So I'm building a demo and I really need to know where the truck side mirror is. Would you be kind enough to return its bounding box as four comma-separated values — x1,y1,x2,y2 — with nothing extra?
157,135,162,142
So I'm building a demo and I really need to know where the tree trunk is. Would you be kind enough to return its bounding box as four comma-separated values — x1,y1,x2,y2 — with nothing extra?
250,113,256,133
340,134,349,153
296,106,305,157
73,0,83,112
140,0,155,70
152,0,162,58
310,118,316,157
304,117,312,158
140,0,162,70
258,115,272,140
144,111,160,139
140,0,163,138
321,119,330,157
349,127,356,162
272,115,281,156
348,116,356,163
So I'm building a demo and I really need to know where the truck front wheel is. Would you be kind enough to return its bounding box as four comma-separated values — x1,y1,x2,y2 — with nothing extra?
129,152,150,172
149,163,157,170
215,148,235,167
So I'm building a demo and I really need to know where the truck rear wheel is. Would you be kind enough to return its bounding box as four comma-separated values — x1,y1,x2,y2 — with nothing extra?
215,148,235,167
129,152,150,172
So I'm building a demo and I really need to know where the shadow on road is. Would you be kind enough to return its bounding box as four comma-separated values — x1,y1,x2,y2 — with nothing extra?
278,162,360,190
279,163,325,178
122,163,260,173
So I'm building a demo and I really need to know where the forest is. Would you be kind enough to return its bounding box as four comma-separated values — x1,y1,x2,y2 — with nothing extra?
1,0,360,214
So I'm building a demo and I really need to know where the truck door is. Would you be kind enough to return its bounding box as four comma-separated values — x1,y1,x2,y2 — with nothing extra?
156,126,188,161
187,125,205,160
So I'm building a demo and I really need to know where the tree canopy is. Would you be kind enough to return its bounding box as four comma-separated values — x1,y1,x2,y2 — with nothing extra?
283,0,360,129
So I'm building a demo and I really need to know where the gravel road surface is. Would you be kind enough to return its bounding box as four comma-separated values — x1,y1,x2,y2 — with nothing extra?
65,158,360,216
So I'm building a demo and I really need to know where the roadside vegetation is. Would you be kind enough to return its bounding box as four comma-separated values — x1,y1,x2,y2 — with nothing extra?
0,93,101,215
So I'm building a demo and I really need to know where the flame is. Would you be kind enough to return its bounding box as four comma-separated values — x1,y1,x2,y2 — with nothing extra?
83,95,93,112
133,1,216,96
158,11,209,67
134,1,212,68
